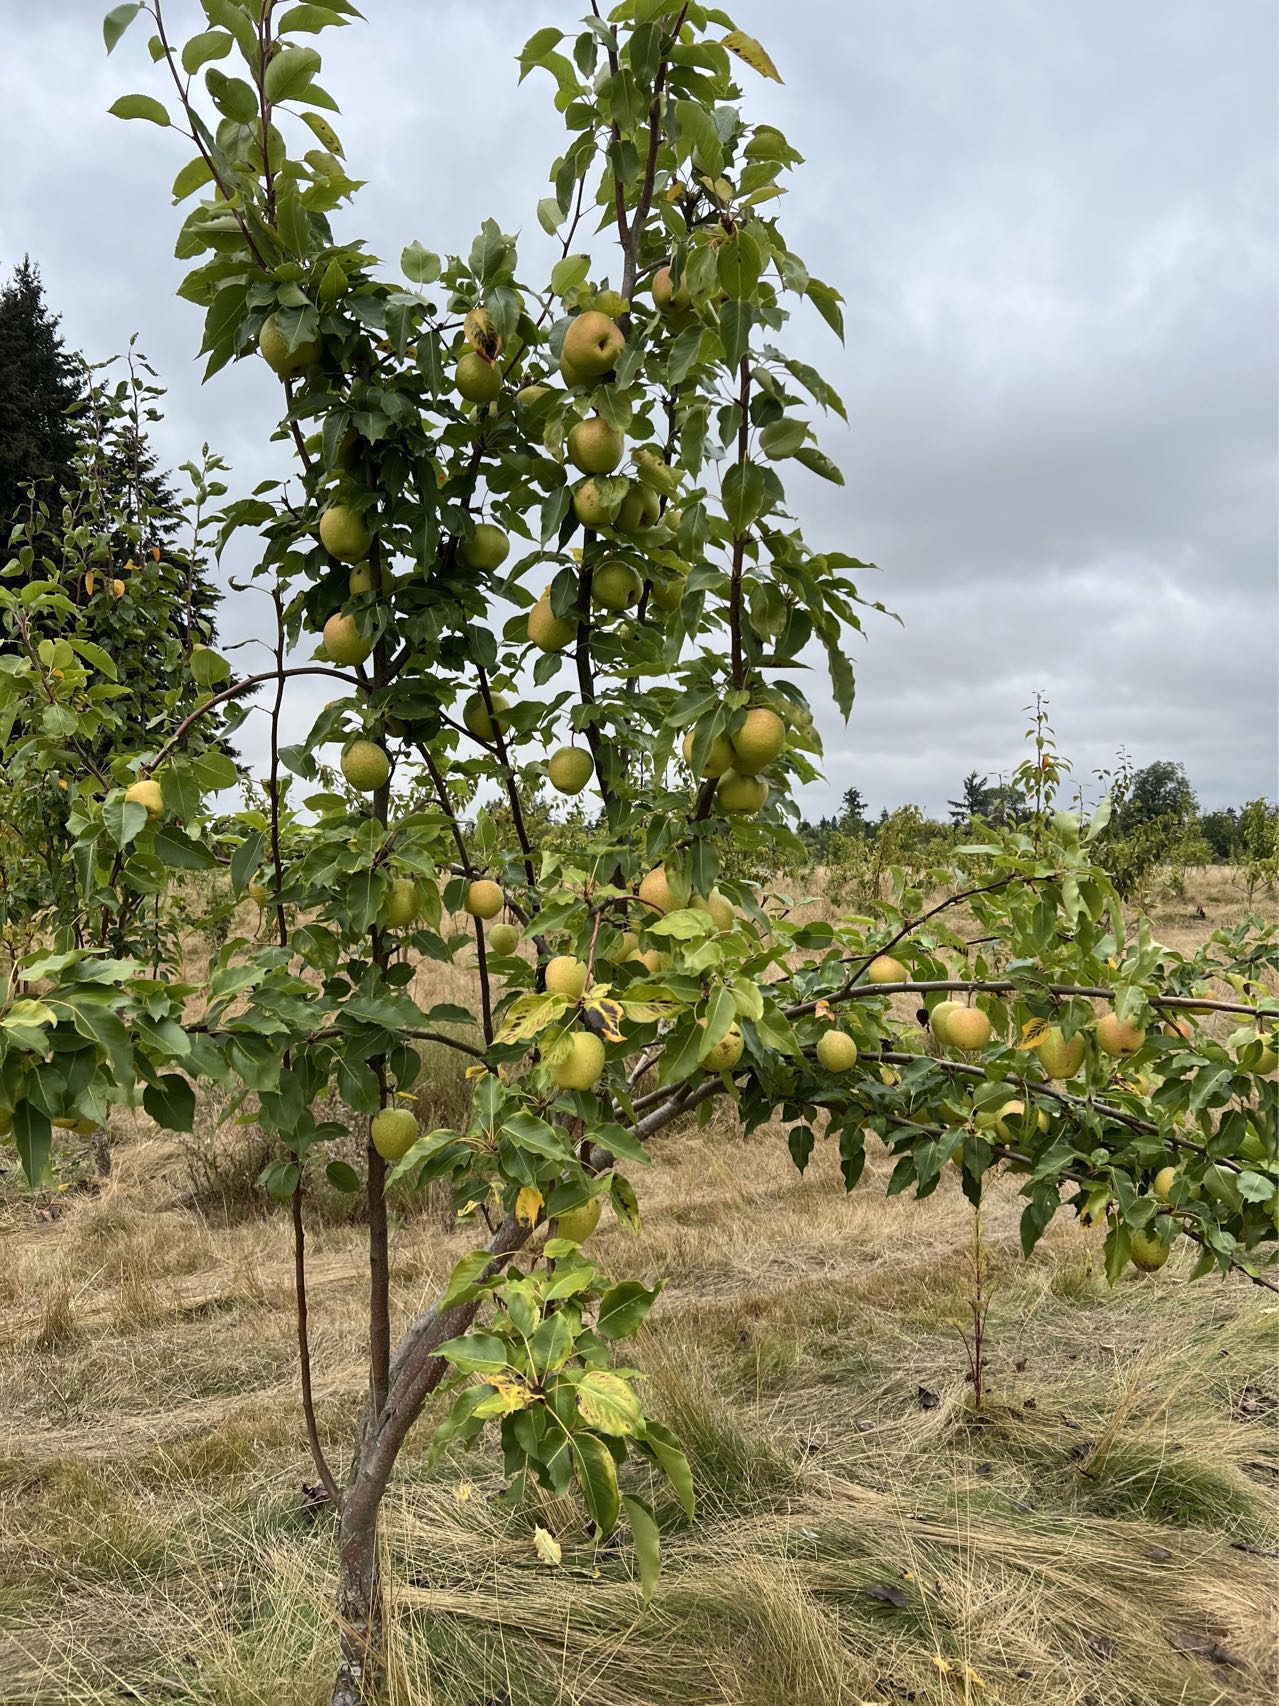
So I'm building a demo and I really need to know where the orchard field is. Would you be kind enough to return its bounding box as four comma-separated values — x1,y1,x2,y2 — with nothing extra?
0,4,1275,1706
2,868,1275,1706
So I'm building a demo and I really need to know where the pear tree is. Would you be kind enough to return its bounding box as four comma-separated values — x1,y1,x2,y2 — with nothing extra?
0,4,1272,1702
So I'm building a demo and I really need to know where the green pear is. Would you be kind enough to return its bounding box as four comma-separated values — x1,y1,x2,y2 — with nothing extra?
459,523,510,573
568,416,624,475
562,311,624,379
592,561,642,611
548,745,595,795
456,350,502,404
259,312,321,379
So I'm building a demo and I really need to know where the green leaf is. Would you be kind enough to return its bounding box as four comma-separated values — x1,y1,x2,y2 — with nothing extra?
301,110,344,156
1237,1170,1276,1204
439,1249,494,1309
575,1369,643,1436
551,253,590,297
325,1160,363,1193
528,1310,575,1374
205,69,258,123
103,3,142,54
13,1102,51,1187
622,1494,661,1602
109,93,170,127
518,25,565,81
64,1002,134,1091
717,231,762,298
806,277,845,341
181,29,232,73
265,44,322,104
698,985,737,1063
143,1075,196,1133
759,417,807,459
502,1109,573,1162
153,826,218,871
718,300,753,370
103,796,148,849
675,99,722,174
793,445,845,485
596,1280,660,1340
435,1331,510,1373
401,241,440,285
262,1160,300,1203
230,829,265,898
280,3,348,31
571,1430,620,1533
778,353,847,420
721,460,766,534
638,1417,694,1516
201,0,258,60
172,155,216,203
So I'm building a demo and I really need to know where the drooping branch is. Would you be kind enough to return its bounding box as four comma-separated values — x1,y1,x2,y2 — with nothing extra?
882,1111,1279,1296
871,1049,1239,1167
154,665,369,771
793,978,1278,1024
292,1185,342,1505
475,665,537,889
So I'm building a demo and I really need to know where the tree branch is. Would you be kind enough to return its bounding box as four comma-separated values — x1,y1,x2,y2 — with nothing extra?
292,1183,342,1505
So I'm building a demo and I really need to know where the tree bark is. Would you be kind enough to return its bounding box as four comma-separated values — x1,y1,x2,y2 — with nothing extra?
330,1477,385,1706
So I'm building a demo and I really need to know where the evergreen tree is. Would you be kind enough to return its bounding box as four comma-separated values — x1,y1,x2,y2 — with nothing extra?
839,785,869,832
949,770,994,824
0,257,81,525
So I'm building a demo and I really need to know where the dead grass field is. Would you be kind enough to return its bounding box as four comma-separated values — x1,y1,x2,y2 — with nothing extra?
0,868,1275,1705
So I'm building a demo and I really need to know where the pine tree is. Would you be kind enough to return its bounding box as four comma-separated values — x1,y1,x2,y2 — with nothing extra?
0,258,81,525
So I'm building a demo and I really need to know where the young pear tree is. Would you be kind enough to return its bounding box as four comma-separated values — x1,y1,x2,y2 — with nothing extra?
0,3,1272,1700
0,347,227,965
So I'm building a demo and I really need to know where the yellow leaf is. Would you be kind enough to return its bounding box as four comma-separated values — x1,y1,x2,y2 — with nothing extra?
962,1665,987,1690
581,991,624,1044
814,998,833,1020
464,1063,489,1081
516,1185,544,1228
495,991,569,1045
533,1526,562,1567
454,1481,474,1502
463,306,501,360
473,1374,531,1417
1017,1017,1051,1051
879,1066,900,1086
932,1655,955,1675
721,29,783,82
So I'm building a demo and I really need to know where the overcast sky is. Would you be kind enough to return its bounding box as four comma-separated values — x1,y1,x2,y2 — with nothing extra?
2,1,1275,819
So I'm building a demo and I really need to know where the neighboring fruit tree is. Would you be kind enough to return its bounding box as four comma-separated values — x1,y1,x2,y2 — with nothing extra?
0,4,1271,1701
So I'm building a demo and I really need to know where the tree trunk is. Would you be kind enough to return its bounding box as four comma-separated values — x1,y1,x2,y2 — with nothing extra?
326,1212,530,1704
330,1480,385,1706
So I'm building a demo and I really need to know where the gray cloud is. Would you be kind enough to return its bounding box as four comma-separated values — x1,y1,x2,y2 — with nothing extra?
1,0,1274,818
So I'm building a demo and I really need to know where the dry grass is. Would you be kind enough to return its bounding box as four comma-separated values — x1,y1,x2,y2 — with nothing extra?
0,872,1275,1704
